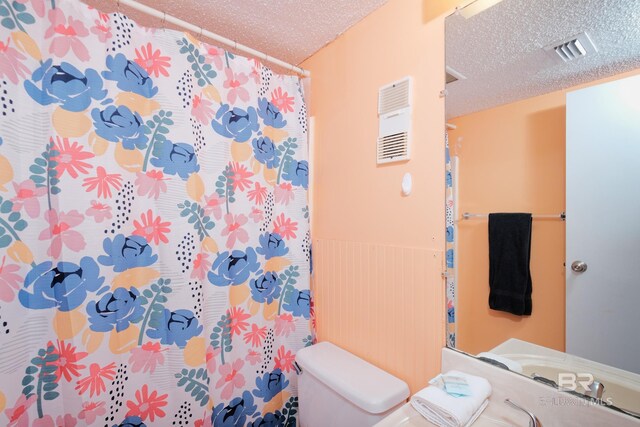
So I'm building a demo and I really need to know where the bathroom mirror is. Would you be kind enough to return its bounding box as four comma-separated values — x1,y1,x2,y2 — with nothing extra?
444,0,640,417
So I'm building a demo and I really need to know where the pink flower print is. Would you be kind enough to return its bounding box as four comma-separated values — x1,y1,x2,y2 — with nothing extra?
249,60,260,84
4,394,36,427
203,193,225,220
52,137,94,178
274,313,296,337
129,342,167,374
221,213,249,249
39,209,86,259
11,179,46,218
247,182,268,205
82,166,122,198
273,213,298,240
132,210,171,245
230,162,253,191
85,200,112,223
191,252,211,280
245,350,261,366
271,87,295,113
0,256,21,302
205,46,225,70
192,94,215,125
274,182,294,205
0,37,30,85
249,207,263,223
91,19,112,42
243,323,267,347
227,306,250,336
135,170,167,200
134,43,171,78
77,401,106,425
223,68,249,104
45,9,90,61
195,414,213,427
216,358,245,400
206,345,220,374
274,346,296,373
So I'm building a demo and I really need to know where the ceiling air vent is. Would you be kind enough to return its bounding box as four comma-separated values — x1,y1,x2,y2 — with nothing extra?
377,77,412,164
445,66,466,85
545,32,597,64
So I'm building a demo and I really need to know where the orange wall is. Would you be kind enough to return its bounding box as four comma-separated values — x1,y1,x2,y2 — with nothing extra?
302,0,455,392
450,69,640,356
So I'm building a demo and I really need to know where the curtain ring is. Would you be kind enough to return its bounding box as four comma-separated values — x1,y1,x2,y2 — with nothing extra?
161,12,166,31
198,26,203,40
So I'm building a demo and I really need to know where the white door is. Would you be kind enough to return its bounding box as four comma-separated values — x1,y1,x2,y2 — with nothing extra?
566,74,640,375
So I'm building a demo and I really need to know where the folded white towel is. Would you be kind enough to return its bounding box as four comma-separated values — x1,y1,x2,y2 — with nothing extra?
410,370,492,427
476,352,523,374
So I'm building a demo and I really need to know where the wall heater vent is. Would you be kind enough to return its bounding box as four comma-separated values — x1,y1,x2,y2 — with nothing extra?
377,77,412,164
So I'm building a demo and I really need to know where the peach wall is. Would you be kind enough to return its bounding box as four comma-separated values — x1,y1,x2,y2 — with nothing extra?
450,69,640,356
302,0,456,393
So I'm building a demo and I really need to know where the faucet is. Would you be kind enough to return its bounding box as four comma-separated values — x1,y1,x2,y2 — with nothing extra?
586,381,604,400
505,399,540,427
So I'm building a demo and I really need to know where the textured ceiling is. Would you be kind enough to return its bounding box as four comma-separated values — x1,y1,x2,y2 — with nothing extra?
82,0,388,67
446,0,640,119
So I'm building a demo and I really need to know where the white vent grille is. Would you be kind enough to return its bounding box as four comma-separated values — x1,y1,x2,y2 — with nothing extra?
545,32,597,64
378,78,411,115
377,131,409,163
377,77,412,164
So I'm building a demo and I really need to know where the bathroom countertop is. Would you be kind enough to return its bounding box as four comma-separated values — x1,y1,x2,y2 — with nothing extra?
375,403,511,427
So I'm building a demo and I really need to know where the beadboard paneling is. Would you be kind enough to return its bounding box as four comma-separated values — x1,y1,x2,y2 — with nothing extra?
313,238,445,393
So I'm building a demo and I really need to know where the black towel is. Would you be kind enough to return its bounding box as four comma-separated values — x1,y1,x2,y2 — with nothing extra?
488,213,532,316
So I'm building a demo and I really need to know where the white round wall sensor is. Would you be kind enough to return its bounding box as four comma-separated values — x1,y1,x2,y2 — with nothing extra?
402,172,412,196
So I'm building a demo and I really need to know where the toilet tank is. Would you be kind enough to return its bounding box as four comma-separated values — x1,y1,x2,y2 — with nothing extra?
296,341,409,427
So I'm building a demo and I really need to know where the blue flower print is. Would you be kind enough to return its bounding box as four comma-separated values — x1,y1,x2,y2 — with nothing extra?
98,234,158,273
87,287,144,332
18,257,104,312
247,411,286,427
446,226,454,243
150,141,200,179
446,249,454,269
211,391,257,427
208,248,260,287
146,308,203,348
252,136,280,168
112,416,146,427
102,53,158,98
92,105,148,150
256,233,288,260
448,306,455,323
282,160,309,189
253,370,289,403
257,97,287,129
211,104,259,142
283,289,311,319
24,60,107,112
250,272,282,304
446,170,452,187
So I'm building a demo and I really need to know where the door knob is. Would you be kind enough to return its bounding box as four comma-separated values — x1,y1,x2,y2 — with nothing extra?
571,260,588,273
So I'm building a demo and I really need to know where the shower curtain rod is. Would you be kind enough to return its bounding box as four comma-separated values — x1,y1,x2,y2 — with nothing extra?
114,0,311,77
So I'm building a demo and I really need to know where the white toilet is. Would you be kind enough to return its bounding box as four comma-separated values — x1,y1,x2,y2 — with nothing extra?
296,341,410,426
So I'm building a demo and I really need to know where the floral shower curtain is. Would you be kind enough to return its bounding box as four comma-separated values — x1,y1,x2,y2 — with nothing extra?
0,0,311,425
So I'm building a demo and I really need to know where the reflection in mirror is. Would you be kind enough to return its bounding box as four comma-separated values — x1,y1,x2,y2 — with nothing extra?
444,0,640,418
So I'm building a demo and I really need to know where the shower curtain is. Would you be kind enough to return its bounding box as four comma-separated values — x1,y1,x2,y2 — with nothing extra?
0,0,311,425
